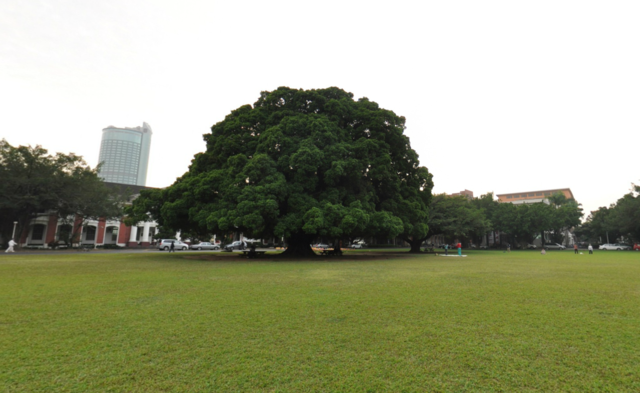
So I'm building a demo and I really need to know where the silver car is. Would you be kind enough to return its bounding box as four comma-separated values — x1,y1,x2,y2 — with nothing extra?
544,243,566,250
190,242,220,250
158,239,189,251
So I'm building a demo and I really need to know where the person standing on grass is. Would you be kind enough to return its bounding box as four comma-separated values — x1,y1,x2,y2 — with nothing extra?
444,244,449,255
574,243,578,254
170,241,175,253
541,248,546,255
5,239,16,253
457,242,462,256
588,244,593,254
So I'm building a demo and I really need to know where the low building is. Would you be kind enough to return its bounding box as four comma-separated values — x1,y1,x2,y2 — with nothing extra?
496,188,574,205
18,182,158,249
449,189,474,199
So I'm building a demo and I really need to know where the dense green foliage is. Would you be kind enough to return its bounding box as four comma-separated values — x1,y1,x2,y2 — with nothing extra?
0,139,123,244
2,251,640,391
427,193,489,244
489,192,582,246
128,87,433,255
577,184,640,244
426,191,583,248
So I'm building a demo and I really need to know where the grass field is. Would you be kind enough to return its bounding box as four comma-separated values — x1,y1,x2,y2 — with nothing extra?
2,250,640,392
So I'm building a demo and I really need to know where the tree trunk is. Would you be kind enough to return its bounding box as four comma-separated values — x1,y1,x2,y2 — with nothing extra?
279,232,317,258
406,238,424,253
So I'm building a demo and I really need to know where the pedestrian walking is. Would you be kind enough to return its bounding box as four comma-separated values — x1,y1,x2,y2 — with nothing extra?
588,244,593,254
170,241,175,253
5,239,16,253
574,244,578,254
457,242,462,256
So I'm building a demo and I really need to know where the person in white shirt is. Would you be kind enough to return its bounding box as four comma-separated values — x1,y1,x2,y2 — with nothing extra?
5,239,16,253
588,244,593,254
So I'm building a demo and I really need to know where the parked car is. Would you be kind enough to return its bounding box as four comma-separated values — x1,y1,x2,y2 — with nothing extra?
190,242,220,250
312,243,329,249
158,239,189,251
224,241,247,251
599,243,631,251
527,244,537,249
634,243,640,251
350,243,364,249
544,243,566,250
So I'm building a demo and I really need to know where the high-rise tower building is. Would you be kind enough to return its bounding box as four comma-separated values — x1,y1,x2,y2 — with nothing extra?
98,122,152,186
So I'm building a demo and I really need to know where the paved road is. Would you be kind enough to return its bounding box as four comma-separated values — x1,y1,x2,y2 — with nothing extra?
1,248,277,256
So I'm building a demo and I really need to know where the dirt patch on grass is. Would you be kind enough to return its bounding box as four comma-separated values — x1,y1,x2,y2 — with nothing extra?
183,251,420,262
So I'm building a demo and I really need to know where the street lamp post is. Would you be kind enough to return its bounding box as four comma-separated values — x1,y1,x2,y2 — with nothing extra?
12,221,18,240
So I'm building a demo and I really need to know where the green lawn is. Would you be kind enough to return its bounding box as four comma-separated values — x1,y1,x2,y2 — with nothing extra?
2,250,640,392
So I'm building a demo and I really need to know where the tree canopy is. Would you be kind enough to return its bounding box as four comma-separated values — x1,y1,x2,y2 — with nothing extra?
576,184,640,244
489,193,582,247
0,139,123,244
427,194,489,245
127,87,433,255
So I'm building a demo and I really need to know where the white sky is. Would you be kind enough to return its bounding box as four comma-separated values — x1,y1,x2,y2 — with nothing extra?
2,0,638,217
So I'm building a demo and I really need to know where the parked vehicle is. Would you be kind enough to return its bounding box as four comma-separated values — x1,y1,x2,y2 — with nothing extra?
634,243,640,251
190,242,220,250
544,243,566,250
224,240,247,251
527,244,537,249
599,243,631,251
350,243,364,249
158,239,189,251
312,243,329,249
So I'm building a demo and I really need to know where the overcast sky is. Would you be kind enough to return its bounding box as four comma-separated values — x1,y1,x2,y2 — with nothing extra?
2,0,638,217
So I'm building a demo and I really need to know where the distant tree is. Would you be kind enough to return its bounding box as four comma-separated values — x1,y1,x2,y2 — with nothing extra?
524,202,555,247
153,225,177,241
426,194,489,246
576,205,619,245
612,184,640,242
0,139,123,244
547,192,583,245
471,192,499,245
126,87,433,256
492,202,555,247
492,202,517,245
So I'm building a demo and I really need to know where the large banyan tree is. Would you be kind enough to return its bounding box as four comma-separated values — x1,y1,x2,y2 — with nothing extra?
127,87,433,255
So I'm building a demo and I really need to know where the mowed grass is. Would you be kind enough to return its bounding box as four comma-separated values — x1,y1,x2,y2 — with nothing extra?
1,250,640,392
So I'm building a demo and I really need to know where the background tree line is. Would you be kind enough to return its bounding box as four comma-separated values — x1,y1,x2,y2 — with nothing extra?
575,184,640,245
426,191,583,248
0,139,124,246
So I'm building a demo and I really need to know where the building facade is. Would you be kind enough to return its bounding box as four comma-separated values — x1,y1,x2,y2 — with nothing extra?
17,183,159,249
18,213,157,249
449,189,474,199
98,122,152,186
496,188,574,205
